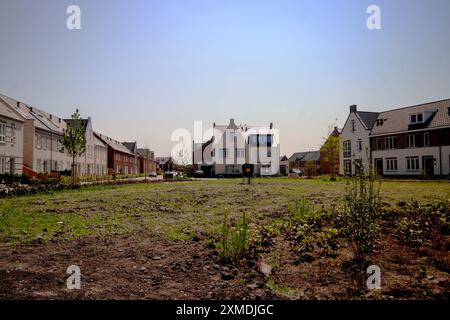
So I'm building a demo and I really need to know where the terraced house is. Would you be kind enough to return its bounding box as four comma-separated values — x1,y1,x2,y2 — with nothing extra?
370,99,450,177
340,99,450,177
0,93,72,173
0,95,24,174
94,132,136,174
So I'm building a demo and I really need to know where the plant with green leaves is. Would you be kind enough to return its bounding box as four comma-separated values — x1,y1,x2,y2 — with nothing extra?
219,211,249,264
321,124,340,181
61,109,86,185
342,161,381,265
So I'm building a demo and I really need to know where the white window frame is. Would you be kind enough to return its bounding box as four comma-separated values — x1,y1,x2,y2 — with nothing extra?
406,134,417,148
343,140,351,158
0,121,6,143
344,160,352,175
424,132,430,147
386,158,398,172
385,136,396,150
406,157,419,171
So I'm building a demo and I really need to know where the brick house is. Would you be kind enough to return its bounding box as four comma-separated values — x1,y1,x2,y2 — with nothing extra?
370,99,450,177
138,148,156,174
94,132,136,174
288,151,321,175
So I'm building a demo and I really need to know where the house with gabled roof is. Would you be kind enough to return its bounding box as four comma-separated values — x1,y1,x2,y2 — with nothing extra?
0,93,72,174
0,95,25,174
94,132,136,175
370,99,450,177
339,105,379,175
289,150,321,175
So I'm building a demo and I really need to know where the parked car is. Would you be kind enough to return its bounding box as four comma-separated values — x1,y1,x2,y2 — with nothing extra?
148,172,157,178
217,174,225,179
292,168,304,176
164,171,174,179
194,170,204,177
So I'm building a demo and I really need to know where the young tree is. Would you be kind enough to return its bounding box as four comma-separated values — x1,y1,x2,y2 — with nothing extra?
321,124,340,181
61,109,86,185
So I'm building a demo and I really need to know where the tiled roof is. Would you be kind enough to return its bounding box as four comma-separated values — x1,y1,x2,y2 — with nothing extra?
0,93,67,134
370,99,450,136
94,131,134,155
289,151,320,162
122,142,137,154
356,111,379,130
0,96,25,122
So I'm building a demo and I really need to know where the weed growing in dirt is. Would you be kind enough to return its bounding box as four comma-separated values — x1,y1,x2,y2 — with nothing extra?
341,162,381,266
219,211,249,264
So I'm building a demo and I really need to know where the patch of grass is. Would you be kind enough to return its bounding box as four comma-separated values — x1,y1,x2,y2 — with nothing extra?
219,211,249,263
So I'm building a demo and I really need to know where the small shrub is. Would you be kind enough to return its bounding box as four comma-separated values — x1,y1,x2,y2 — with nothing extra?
219,212,249,264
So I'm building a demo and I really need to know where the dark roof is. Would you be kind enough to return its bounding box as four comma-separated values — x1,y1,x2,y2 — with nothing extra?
288,151,320,162
94,132,134,155
122,142,137,154
64,118,88,129
356,111,379,130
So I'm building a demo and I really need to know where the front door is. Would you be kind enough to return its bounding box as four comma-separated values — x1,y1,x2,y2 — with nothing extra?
422,156,434,177
374,158,383,176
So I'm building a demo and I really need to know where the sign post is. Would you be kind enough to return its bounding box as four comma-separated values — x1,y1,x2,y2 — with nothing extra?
242,163,254,185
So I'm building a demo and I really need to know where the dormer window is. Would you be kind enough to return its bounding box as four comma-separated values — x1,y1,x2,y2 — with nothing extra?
410,113,423,124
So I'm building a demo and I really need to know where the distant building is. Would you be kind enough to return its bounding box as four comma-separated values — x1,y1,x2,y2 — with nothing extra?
138,148,156,174
193,119,280,177
279,155,289,176
122,141,139,174
94,132,136,174
320,126,341,175
289,151,321,175
156,156,173,172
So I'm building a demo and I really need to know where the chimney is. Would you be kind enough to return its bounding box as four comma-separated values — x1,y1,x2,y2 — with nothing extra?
229,118,236,126
16,101,20,108
50,114,52,119
270,122,273,129
349,105,357,113
213,122,215,128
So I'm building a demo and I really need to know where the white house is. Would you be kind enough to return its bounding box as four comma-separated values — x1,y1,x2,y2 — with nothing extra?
194,119,280,176
339,105,379,175
0,95,25,174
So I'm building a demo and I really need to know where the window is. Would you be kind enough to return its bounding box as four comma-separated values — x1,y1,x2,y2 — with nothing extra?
10,123,16,144
410,113,423,124
357,139,363,152
406,134,417,148
249,135,258,145
0,121,6,143
0,157,6,173
220,148,229,158
406,157,419,171
344,160,352,175
424,132,430,147
267,148,272,158
385,136,396,149
343,140,351,158
351,120,355,132
236,148,245,158
386,158,398,171
376,138,382,150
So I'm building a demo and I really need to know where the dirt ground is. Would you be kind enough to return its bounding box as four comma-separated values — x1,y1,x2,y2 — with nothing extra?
0,179,449,299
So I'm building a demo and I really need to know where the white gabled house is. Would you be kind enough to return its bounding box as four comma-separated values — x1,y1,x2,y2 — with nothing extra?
339,105,379,175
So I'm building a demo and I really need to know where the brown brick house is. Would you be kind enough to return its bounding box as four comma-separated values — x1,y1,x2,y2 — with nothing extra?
94,132,136,174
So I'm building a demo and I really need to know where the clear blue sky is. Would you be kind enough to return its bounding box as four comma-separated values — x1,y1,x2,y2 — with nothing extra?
1,0,449,157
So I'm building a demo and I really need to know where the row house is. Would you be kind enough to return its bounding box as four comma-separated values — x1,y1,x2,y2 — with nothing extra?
123,142,139,174
370,99,450,177
65,118,108,176
138,148,156,174
0,93,72,173
0,95,24,174
340,99,450,177
193,119,280,177
94,132,136,174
